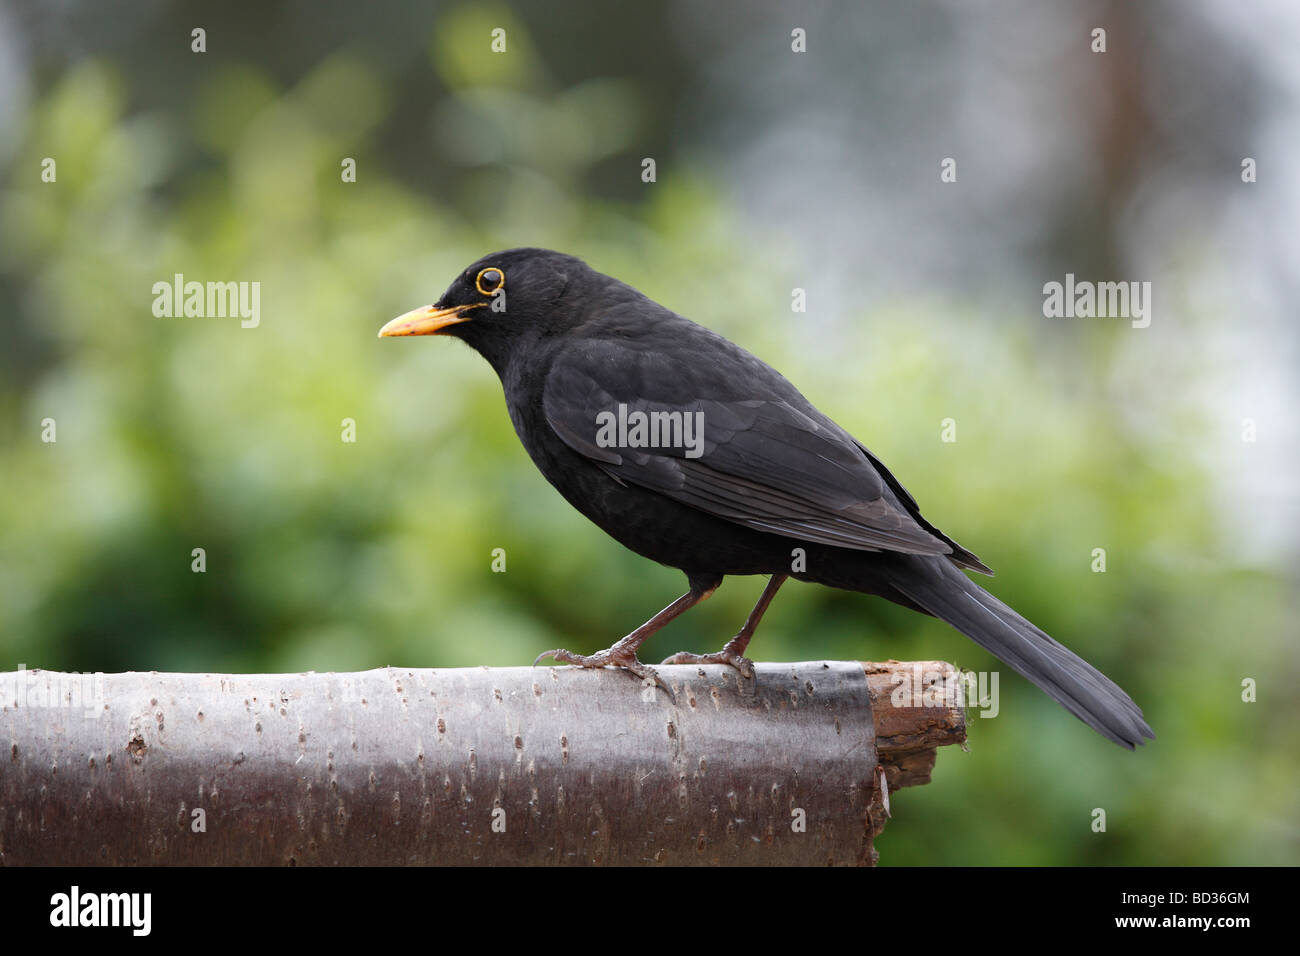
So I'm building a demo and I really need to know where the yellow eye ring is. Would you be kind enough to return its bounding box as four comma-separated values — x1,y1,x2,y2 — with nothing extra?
476,267,505,296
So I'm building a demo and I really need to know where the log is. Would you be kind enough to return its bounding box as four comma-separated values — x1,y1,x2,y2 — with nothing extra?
865,660,969,791
0,660,964,866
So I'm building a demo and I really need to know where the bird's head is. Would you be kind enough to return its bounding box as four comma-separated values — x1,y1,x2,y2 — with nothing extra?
379,247,588,371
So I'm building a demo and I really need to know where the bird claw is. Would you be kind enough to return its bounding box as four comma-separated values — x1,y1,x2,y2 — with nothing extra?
534,646,675,700
660,647,756,680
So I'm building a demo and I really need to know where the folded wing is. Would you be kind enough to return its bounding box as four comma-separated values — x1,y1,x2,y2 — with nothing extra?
543,340,981,563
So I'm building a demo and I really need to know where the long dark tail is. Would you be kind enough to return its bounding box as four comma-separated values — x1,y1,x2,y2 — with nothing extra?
888,557,1155,749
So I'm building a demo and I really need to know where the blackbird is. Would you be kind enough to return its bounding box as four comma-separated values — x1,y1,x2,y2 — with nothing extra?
380,248,1154,749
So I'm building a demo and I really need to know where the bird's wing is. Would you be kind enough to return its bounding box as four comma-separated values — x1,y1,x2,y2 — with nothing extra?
541,339,955,557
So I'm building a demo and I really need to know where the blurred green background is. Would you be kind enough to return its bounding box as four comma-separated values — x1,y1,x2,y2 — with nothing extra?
1,0,1297,865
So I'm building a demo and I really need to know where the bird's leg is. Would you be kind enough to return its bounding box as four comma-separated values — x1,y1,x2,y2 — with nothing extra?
534,579,719,691
661,573,788,679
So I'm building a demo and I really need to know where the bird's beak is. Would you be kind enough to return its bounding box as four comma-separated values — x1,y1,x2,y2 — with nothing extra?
377,303,483,338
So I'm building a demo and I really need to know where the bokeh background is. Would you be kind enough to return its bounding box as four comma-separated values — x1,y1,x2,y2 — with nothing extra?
1,0,1296,865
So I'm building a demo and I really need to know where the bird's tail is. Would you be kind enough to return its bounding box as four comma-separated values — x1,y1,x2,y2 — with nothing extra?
888,557,1155,749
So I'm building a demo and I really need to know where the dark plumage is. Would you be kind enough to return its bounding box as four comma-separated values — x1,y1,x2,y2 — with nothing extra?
380,248,1154,749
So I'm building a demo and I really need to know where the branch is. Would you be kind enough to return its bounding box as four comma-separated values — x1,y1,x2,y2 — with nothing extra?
0,660,964,865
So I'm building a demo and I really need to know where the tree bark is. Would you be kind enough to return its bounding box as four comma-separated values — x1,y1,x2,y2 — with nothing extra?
0,660,964,866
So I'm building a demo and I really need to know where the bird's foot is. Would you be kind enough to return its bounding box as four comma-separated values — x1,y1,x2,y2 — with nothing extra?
534,645,673,697
661,643,756,680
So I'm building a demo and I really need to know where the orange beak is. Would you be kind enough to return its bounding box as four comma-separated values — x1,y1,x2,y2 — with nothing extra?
377,303,484,337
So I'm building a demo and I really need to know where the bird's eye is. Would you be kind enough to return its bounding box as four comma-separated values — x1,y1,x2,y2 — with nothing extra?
476,268,504,296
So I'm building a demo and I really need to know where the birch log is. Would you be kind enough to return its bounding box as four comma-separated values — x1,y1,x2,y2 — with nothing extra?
0,660,965,866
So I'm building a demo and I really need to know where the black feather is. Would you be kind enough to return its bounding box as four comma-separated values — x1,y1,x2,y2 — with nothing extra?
889,557,1155,748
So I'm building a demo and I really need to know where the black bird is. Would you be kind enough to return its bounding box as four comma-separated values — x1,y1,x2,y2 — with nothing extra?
380,248,1154,749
